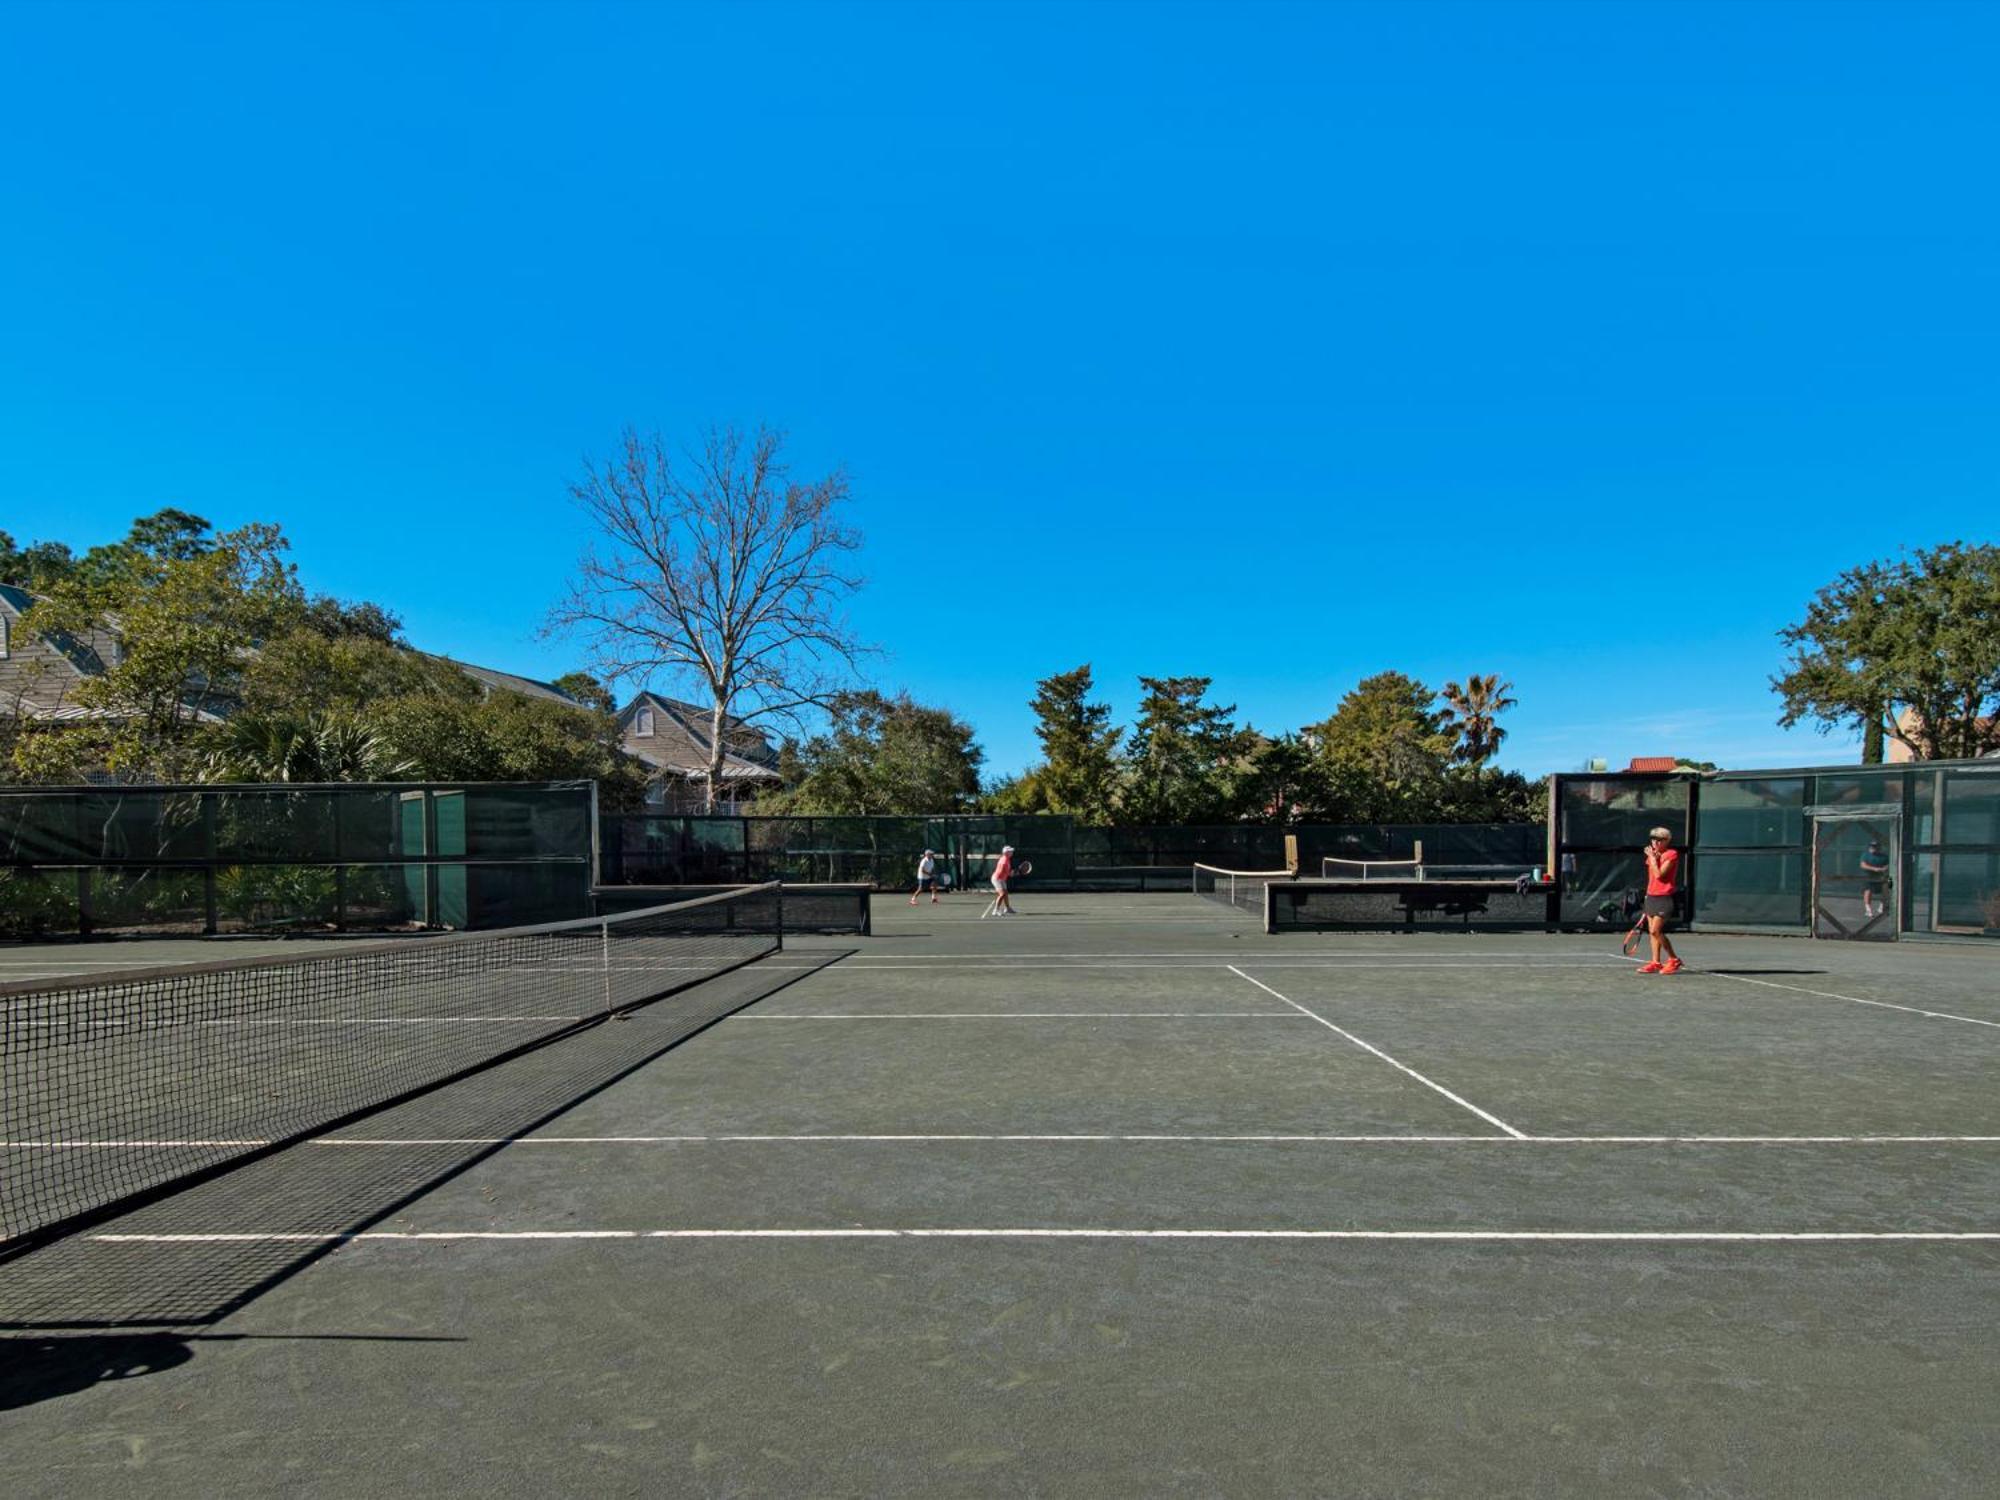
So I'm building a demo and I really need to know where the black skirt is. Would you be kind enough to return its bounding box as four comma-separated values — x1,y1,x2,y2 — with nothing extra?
1642,894,1676,919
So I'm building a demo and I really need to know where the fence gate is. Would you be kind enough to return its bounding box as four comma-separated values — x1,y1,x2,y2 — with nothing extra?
1809,807,1900,941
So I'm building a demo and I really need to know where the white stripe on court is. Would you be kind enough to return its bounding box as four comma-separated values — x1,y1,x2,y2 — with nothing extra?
804,956,1600,968
1702,970,2000,1031
826,961,1618,971
731,1012,1303,1020
16,1133,2000,1148
1227,966,1527,1139
305,1133,2000,1146
89,1228,2000,1244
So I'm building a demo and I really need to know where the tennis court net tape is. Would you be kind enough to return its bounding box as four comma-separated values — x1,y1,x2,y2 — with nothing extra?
0,883,783,1255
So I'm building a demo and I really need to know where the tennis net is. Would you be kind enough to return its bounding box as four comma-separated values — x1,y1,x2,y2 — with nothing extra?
1320,857,1542,885
1192,863,1290,915
1,882,783,1256
1319,856,1424,881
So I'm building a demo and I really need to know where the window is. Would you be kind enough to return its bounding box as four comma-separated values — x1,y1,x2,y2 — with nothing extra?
635,709,655,738
0,615,9,658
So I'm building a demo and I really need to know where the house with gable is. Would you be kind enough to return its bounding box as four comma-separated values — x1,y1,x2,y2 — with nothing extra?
617,690,782,811
0,583,231,729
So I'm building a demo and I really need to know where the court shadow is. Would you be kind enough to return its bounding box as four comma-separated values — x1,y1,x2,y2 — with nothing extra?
0,1330,463,1412
0,950,854,1331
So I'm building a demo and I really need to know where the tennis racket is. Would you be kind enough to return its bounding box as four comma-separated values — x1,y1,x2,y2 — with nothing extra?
1618,887,1646,955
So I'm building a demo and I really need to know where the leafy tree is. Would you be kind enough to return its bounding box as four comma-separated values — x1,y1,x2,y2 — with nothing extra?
20,522,303,779
981,767,1053,815
237,632,463,720
1427,765,1548,823
1775,543,2000,761
371,691,649,802
3,508,218,595
1439,673,1518,765
1304,672,1458,822
0,530,80,592
551,670,618,714
767,691,983,815
1231,733,1328,823
1027,664,1123,822
299,596,405,645
549,424,870,811
6,723,118,784
87,508,218,584
1119,676,1253,824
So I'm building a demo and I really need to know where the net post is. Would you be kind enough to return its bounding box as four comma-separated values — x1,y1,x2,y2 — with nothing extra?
601,918,613,1015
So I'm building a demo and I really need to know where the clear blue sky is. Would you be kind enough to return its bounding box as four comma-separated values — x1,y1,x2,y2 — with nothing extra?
4,1,1995,778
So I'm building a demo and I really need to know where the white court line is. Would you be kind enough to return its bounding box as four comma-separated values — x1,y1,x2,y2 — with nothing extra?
18,1133,2000,1148
1703,971,2000,1031
837,952,1602,961
23,1136,2000,1152
1228,966,1527,1139
732,1012,1303,1020
827,961,1618,971
306,1133,2000,1146
90,1229,2000,1244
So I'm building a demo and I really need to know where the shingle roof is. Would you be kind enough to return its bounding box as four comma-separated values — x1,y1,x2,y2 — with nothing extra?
0,583,110,678
423,655,584,708
620,691,781,782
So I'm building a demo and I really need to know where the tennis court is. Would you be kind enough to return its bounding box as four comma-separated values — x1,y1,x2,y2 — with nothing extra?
5,887,1999,1497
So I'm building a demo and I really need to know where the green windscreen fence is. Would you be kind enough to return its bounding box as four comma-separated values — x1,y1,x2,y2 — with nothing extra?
600,814,1546,893
0,782,597,939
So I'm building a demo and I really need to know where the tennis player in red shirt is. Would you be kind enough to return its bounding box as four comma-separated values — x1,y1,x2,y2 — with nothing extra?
1638,826,1683,975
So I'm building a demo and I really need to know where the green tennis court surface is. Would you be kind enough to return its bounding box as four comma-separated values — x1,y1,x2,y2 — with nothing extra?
5,891,1998,1497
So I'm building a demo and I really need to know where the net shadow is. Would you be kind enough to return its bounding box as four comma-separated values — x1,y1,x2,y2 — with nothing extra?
0,1329,465,1413
0,950,853,1330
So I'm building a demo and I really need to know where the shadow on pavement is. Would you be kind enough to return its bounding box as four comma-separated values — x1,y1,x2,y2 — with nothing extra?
0,951,853,1333
0,1330,464,1413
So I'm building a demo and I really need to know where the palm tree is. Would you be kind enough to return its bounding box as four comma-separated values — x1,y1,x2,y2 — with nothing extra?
1440,674,1518,765
204,710,415,782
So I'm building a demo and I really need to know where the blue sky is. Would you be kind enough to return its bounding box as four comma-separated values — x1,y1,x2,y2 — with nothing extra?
3,0,1994,778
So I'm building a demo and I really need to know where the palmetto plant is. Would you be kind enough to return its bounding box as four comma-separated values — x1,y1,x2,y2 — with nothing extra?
204,711,415,783
1440,674,1518,765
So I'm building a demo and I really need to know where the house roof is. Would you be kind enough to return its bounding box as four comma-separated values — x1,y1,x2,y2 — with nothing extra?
1625,756,1680,773
1,585,592,729
422,655,583,708
25,701,226,725
620,691,782,782
0,583,111,679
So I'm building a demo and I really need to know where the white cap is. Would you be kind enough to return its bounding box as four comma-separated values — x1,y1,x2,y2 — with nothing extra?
1002,845,1014,853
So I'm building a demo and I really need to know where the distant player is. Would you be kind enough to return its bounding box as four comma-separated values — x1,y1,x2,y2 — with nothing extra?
1860,838,1891,920
910,849,941,906
1637,825,1682,975
984,845,1017,918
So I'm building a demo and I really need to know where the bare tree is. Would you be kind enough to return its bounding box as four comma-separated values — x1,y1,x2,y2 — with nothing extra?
548,425,869,810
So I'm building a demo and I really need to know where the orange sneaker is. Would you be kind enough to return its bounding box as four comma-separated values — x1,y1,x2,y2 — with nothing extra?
1661,958,1683,975
1636,961,1663,974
